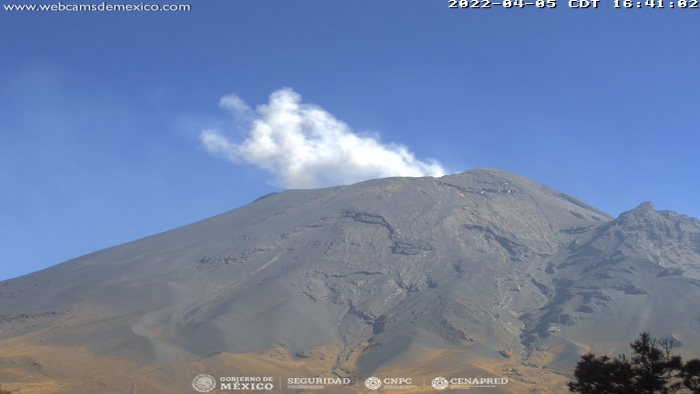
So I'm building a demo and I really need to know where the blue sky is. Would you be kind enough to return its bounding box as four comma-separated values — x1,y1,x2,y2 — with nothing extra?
1,1,698,281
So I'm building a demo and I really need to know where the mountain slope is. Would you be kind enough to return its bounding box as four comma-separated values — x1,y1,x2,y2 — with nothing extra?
1,169,698,394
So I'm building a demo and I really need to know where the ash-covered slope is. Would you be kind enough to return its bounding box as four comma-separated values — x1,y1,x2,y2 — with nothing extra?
1,169,699,393
519,201,700,370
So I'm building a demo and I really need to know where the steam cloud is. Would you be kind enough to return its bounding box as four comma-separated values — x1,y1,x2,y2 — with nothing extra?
200,88,447,189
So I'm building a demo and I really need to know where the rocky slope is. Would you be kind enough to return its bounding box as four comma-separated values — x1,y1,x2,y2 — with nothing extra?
1,169,698,393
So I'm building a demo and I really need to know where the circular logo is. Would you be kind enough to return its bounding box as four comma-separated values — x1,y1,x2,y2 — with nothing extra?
365,376,382,390
431,377,449,390
192,374,216,393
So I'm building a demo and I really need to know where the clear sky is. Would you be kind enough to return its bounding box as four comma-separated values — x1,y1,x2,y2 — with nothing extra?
1,1,698,281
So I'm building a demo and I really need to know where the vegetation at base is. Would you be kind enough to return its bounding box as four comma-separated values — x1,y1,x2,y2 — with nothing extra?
0,383,11,394
568,332,700,393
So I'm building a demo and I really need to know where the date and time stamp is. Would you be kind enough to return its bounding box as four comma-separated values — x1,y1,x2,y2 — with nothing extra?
448,0,698,8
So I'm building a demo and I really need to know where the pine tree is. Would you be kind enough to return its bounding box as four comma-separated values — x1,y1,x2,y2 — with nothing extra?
627,332,683,393
682,359,700,394
568,332,692,394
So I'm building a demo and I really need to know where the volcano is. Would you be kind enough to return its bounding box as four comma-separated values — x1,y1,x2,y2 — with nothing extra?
1,169,699,393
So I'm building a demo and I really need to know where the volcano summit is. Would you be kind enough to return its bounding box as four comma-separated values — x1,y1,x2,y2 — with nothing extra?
1,169,699,393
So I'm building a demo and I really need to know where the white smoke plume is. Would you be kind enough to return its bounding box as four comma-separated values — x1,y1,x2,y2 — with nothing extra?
200,88,447,189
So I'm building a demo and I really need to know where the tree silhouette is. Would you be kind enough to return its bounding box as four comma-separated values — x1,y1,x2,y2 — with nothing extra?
568,332,698,394
628,332,683,393
682,359,700,394
567,353,637,394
